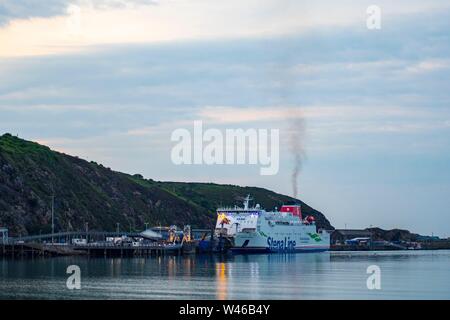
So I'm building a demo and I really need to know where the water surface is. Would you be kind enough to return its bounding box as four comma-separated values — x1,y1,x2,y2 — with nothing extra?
1,250,449,299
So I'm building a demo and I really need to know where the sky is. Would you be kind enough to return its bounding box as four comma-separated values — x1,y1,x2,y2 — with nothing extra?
1,0,450,237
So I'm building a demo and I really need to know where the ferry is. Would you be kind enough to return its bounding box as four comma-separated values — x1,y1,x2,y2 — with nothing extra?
215,195,330,253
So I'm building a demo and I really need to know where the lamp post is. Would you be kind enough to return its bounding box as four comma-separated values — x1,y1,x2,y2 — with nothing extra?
51,194,55,244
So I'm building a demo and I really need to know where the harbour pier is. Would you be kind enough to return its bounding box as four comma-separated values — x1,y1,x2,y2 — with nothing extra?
0,228,212,258
0,242,185,258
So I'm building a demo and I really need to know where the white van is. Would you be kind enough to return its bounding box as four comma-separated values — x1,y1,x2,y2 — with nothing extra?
72,238,87,245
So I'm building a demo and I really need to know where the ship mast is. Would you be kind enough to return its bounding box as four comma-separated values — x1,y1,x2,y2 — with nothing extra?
243,194,253,210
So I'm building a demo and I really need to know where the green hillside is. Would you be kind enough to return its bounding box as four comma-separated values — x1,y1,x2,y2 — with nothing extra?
0,133,333,236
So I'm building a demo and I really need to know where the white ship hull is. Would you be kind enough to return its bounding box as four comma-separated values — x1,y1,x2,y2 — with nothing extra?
231,225,330,253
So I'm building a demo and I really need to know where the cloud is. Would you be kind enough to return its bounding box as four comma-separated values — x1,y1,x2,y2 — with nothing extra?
0,0,68,25
197,105,430,123
197,105,450,135
2,0,450,57
404,59,450,74
0,0,158,25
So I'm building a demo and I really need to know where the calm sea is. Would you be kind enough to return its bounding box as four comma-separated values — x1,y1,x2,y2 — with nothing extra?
1,250,449,299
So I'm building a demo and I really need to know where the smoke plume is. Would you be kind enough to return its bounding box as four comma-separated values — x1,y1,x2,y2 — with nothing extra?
288,110,305,199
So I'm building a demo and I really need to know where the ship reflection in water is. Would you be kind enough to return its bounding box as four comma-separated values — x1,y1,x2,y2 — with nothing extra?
1,251,449,299
214,253,330,300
